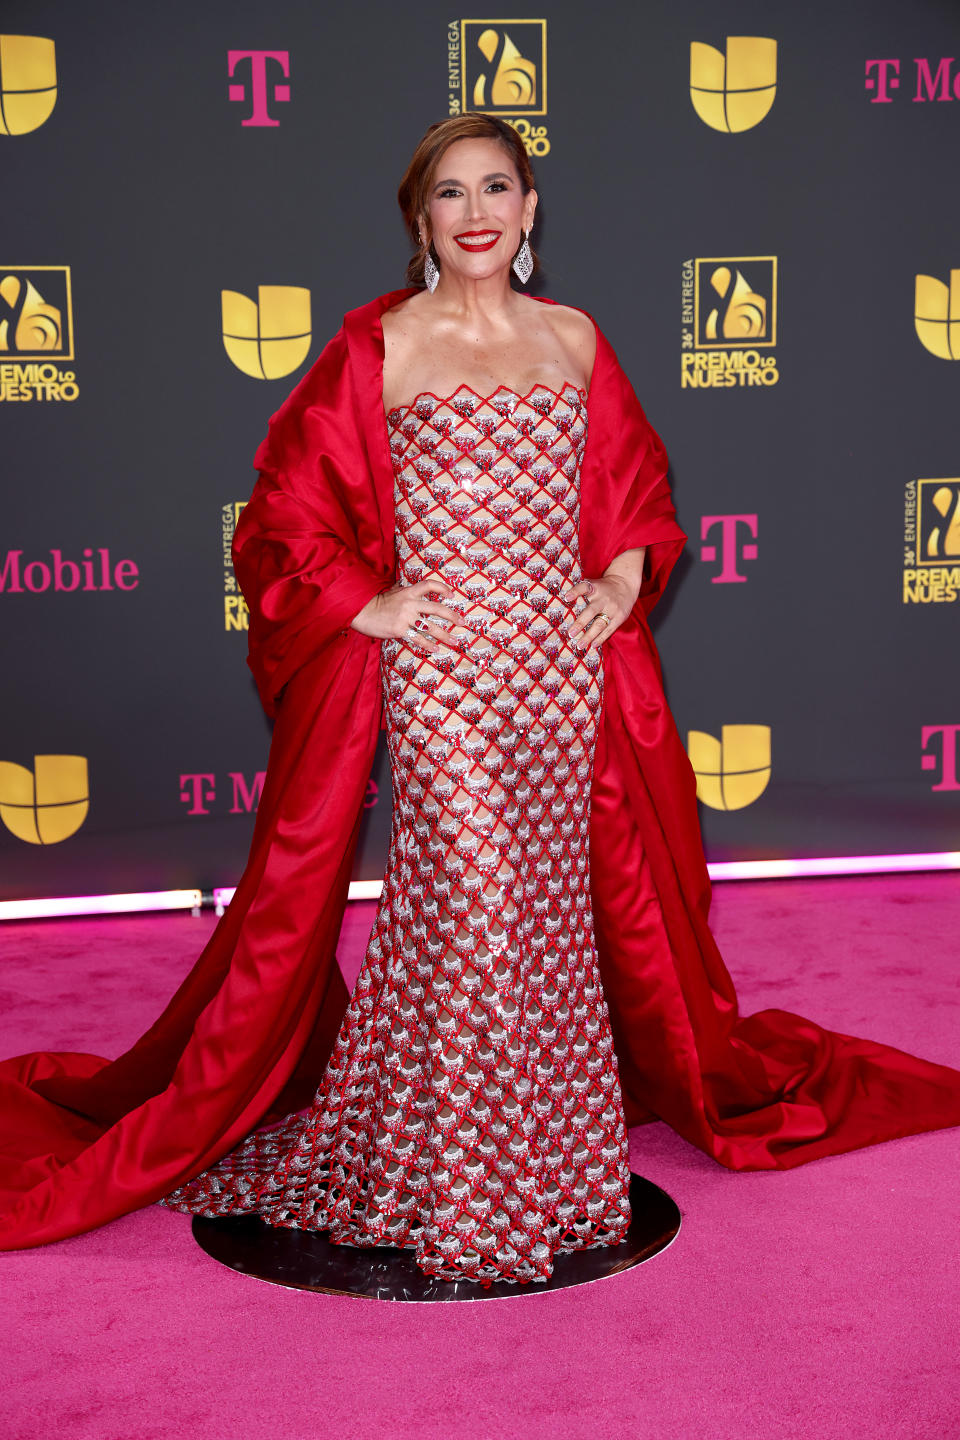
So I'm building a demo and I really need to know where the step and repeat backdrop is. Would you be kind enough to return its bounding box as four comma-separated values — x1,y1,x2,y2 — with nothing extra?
1,0,958,900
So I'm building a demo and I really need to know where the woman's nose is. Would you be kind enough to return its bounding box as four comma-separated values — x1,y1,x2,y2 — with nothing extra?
462,193,489,223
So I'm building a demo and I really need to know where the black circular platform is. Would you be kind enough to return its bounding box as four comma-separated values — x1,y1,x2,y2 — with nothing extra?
191,1172,680,1302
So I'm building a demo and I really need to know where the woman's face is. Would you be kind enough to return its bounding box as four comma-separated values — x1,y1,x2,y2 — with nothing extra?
422,137,537,284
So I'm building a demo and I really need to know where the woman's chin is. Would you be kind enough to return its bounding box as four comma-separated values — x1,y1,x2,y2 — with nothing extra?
441,256,508,282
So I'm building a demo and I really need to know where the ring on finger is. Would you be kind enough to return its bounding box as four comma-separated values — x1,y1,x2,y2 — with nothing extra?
590,611,611,627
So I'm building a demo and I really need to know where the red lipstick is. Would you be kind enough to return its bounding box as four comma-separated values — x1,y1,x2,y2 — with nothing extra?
453,231,501,252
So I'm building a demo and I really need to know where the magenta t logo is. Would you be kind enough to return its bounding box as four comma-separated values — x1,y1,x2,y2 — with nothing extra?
700,515,758,583
180,773,216,815
864,59,900,102
921,726,960,791
228,51,290,127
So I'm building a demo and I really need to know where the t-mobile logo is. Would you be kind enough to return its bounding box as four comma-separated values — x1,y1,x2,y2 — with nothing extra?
700,514,758,583
228,51,290,127
865,58,960,103
179,772,265,814
921,726,960,792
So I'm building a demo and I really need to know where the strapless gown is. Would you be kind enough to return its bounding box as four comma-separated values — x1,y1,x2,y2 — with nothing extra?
163,382,633,1285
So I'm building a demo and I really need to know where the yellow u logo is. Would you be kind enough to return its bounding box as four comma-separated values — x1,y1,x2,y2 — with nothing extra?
0,35,57,136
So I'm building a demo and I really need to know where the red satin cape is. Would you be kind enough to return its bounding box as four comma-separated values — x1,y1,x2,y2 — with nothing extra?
2,288,958,1250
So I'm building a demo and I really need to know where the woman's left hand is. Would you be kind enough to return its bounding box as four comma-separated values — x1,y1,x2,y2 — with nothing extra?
561,575,640,651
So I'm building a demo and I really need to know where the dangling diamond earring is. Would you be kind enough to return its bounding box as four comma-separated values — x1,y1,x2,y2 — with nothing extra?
424,250,440,293
512,228,534,285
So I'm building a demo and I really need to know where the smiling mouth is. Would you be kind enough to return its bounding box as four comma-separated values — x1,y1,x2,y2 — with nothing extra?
453,231,502,252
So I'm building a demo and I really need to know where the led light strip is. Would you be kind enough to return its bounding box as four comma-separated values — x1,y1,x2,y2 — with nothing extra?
1,855,956,923
706,852,960,881
0,889,203,921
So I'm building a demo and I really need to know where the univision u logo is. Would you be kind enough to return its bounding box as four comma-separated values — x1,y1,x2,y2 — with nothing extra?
687,725,771,810
0,755,88,843
915,271,960,359
221,286,311,379
690,37,777,132
0,35,57,135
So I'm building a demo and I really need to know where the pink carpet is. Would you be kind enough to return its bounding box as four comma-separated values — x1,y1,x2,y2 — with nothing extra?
1,874,958,1440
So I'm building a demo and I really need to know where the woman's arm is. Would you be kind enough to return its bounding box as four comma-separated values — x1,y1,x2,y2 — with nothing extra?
602,546,647,602
564,547,647,651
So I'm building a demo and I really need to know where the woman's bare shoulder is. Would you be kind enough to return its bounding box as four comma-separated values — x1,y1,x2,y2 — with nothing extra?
539,298,596,335
381,291,431,334
535,299,598,376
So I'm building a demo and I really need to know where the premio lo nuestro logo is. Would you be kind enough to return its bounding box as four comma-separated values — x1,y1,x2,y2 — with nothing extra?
687,725,771,811
690,37,777,133
903,480,960,604
680,257,778,389
222,502,249,631
0,265,78,402
221,286,311,379
447,19,549,156
0,35,57,135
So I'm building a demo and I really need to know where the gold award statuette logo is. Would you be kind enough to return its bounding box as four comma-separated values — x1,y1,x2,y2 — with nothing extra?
450,20,549,157
0,754,88,844
0,265,78,402
222,501,249,631
687,725,772,810
915,271,959,360
221,286,311,380
0,35,57,135
680,256,778,389
903,479,960,604
690,37,777,133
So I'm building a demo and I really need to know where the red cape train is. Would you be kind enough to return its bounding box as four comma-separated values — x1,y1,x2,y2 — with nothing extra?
2,289,959,1250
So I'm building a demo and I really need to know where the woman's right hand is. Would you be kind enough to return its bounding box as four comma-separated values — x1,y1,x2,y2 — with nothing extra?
350,577,463,653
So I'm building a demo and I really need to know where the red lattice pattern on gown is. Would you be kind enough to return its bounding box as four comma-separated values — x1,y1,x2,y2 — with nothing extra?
163,382,632,1285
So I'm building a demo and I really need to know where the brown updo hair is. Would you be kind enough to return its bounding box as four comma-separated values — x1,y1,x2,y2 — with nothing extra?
398,115,540,289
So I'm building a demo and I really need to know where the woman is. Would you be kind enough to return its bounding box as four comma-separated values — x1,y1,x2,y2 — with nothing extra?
2,117,959,1282
163,117,651,1285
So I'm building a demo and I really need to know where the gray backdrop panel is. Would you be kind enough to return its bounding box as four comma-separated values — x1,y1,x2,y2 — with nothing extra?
1,0,957,899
